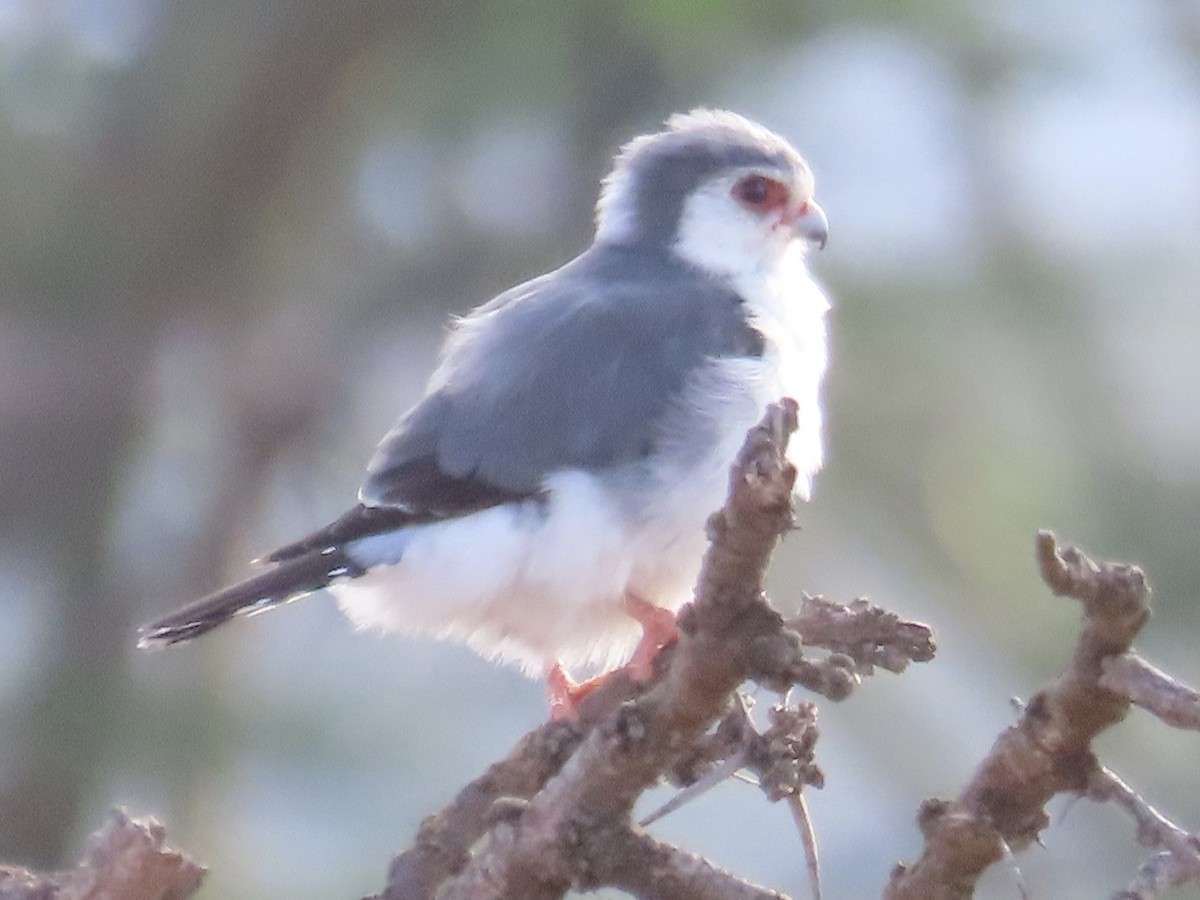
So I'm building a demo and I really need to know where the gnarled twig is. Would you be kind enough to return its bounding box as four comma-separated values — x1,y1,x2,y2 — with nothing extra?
885,532,1152,900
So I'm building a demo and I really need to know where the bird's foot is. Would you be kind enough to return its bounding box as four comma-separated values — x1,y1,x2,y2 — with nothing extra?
623,594,679,682
545,599,678,719
546,664,607,721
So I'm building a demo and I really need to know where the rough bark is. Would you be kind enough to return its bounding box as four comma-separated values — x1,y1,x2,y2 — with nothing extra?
884,532,1200,900
0,811,203,900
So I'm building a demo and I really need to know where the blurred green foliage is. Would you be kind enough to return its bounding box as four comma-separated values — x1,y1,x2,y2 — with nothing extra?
0,1,1198,898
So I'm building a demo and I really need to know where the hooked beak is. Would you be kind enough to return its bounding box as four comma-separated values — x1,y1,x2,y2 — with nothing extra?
792,200,828,251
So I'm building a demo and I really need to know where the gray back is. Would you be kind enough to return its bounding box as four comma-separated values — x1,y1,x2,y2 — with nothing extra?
361,243,762,509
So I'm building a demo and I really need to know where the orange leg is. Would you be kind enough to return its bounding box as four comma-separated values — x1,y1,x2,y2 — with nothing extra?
546,663,610,721
622,593,679,682
544,596,679,720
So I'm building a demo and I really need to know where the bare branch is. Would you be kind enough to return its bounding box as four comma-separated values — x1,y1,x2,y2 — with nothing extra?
1100,654,1200,731
378,673,650,900
747,702,823,802
1088,765,1200,897
642,697,823,826
1114,850,1200,900
0,810,203,900
884,532,1152,900
788,594,935,675
379,722,583,900
580,826,790,900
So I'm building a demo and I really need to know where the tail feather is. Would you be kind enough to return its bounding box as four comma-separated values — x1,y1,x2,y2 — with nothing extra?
138,547,363,649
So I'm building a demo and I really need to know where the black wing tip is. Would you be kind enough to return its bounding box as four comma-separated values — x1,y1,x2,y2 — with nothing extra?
263,504,420,564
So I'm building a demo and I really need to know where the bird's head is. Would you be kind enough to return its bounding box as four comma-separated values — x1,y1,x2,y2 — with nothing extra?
595,109,828,278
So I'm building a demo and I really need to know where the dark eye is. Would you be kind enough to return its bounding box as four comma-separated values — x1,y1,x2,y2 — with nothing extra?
733,174,788,212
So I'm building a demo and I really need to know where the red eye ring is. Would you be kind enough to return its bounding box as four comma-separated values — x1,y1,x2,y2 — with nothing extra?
733,174,788,212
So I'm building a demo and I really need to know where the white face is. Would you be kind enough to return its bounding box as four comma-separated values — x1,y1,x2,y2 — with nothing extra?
672,165,817,278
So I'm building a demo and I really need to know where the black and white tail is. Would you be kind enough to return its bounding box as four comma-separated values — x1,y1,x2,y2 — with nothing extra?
138,504,420,649
137,546,363,649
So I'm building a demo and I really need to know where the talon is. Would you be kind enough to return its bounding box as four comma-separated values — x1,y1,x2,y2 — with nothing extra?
623,594,679,682
546,663,607,720
544,597,678,718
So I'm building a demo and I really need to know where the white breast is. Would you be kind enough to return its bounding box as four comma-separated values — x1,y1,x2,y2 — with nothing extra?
735,241,830,498
617,244,829,614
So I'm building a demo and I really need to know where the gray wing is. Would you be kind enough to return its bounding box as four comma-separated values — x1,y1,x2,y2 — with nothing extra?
360,244,763,509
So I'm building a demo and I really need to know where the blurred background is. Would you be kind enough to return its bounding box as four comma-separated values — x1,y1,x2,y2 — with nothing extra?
1,0,1198,897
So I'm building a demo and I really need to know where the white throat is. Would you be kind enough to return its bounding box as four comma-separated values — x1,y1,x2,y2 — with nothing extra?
670,179,799,279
